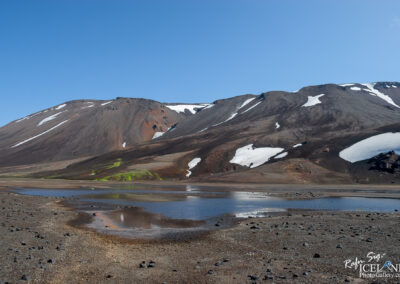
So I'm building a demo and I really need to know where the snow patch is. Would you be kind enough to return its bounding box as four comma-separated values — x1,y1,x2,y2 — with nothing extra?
166,104,210,114
238,98,256,110
101,101,112,106
230,144,284,168
122,142,126,148
212,112,238,127
340,84,355,87
275,122,280,129
360,83,400,108
302,94,325,107
12,120,69,148
293,143,302,148
202,104,214,110
186,157,201,177
350,87,361,91
339,132,400,163
55,104,66,110
152,132,165,139
393,85,398,88
274,152,288,159
37,112,64,126
242,101,262,113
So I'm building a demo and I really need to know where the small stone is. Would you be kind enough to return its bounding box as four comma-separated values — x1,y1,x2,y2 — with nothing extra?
302,242,309,247
250,226,260,230
47,259,55,264
139,261,146,268
106,275,113,279
248,275,258,280
148,261,155,268
303,271,308,276
293,273,299,278
336,244,343,249
21,275,30,281
313,253,321,258
207,270,216,275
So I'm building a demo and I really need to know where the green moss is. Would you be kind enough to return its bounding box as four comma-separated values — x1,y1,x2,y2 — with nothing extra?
106,158,122,169
95,170,162,182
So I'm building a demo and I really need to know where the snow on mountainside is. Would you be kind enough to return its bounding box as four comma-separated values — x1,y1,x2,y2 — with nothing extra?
339,133,400,163
0,98,186,166
2,81,400,185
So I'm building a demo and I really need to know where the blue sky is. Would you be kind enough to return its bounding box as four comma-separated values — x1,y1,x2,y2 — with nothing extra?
0,0,399,126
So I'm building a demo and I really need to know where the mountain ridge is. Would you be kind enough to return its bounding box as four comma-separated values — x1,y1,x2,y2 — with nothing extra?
1,81,400,184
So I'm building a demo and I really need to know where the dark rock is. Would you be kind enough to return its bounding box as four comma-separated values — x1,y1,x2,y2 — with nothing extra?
47,259,55,264
248,275,258,280
207,270,216,275
106,275,113,279
313,253,321,258
139,261,146,268
148,261,155,268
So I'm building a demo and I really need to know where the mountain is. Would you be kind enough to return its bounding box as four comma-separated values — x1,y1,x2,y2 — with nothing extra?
0,98,210,172
1,82,400,184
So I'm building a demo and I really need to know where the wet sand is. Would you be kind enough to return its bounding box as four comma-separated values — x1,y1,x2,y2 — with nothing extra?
1,184,400,283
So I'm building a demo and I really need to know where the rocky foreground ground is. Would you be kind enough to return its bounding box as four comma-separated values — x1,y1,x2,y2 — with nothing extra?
1,188,400,283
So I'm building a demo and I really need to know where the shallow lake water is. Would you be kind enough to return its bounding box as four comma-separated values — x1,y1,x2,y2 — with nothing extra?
16,184,400,220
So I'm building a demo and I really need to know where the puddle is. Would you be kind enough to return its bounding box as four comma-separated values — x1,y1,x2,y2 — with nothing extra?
15,185,400,239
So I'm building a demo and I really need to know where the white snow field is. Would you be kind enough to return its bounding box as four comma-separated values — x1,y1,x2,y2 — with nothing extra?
360,83,400,108
186,157,201,177
339,132,400,163
55,104,66,110
230,144,284,168
165,104,209,114
274,152,288,159
242,101,262,113
152,132,165,139
238,98,256,110
37,112,64,126
12,120,69,148
350,87,361,91
302,94,325,107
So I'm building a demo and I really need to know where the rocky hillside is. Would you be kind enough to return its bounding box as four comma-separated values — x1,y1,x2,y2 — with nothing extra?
1,82,400,184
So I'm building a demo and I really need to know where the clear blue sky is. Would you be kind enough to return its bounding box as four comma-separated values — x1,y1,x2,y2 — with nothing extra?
1,0,399,126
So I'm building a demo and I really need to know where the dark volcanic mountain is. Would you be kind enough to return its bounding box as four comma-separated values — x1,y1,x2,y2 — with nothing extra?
0,98,200,168
1,82,400,184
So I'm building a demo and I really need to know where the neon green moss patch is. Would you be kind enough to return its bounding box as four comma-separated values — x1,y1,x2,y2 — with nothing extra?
95,170,162,182
105,158,122,169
